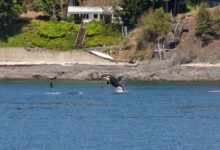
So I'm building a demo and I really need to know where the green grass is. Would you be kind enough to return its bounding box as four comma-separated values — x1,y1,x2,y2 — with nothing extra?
84,21,122,47
0,21,122,50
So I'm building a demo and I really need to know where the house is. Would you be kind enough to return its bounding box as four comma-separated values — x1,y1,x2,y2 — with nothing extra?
67,0,122,24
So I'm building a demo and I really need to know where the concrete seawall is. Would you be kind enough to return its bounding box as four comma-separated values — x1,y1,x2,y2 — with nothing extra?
0,48,113,65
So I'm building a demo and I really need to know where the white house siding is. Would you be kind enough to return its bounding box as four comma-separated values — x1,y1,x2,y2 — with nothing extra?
67,6,122,24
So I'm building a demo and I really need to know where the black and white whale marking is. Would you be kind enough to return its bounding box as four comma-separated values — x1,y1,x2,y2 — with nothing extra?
101,74,125,92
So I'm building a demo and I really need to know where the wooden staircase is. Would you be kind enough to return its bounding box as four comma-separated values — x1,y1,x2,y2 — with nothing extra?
153,17,189,60
75,24,86,49
153,39,167,60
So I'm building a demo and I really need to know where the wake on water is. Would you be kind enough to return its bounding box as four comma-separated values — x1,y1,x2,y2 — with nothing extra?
45,92,84,95
45,92,61,95
208,90,220,93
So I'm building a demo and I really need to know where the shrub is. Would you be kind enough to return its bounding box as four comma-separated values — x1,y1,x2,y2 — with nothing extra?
66,16,74,22
85,20,107,36
140,8,171,41
22,22,77,50
84,21,122,47
195,3,215,43
33,0,44,11
212,13,220,38
38,22,76,38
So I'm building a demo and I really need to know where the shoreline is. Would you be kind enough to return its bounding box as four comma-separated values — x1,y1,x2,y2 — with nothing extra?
1,63,220,81
1,48,220,81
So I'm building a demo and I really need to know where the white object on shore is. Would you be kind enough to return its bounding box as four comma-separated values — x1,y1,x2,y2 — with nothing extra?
181,63,220,68
90,50,114,61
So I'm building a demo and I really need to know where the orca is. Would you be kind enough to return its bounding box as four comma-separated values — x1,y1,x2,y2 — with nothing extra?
49,77,57,88
101,74,125,92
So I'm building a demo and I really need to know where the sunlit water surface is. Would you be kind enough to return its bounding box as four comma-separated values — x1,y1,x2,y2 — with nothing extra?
0,80,220,150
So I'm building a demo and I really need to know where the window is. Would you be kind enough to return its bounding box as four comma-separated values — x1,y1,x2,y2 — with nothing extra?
79,14,89,19
100,14,104,20
85,14,89,19
74,14,79,18
94,14,98,19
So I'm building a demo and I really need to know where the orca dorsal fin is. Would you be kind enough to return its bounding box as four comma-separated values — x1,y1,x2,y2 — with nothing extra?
117,76,123,82
107,81,109,85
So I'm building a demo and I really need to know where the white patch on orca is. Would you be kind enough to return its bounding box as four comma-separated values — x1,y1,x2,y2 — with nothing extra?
116,86,125,93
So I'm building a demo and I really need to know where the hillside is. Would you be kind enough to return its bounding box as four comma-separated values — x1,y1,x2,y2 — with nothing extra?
170,6,220,64
116,6,220,64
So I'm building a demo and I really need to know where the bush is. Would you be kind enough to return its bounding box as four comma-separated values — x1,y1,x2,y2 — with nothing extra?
212,13,220,38
140,8,171,41
195,3,215,43
66,16,74,22
22,22,77,50
33,0,44,11
0,21,122,49
84,21,122,47
38,22,76,38
85,20,108,36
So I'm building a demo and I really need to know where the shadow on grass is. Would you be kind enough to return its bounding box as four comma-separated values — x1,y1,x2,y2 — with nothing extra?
35,15,50,21
0,19,30,42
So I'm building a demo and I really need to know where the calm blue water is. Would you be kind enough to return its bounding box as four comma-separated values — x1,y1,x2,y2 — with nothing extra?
1,80,220,150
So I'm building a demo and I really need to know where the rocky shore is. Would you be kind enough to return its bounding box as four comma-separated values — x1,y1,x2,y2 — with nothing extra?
1,48,220,81
1,61,220,81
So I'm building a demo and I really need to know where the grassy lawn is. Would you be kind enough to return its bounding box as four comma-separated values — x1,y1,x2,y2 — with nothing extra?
84,21,122,47
0,20,122,50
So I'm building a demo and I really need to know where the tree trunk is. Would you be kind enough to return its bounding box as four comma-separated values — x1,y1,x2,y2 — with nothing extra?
60,0,64,19
165,1,169,12
152,0,156,9
173,0,178,15
52,3,56,17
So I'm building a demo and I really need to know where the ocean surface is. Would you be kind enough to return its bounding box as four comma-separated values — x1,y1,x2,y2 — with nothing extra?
0,80,220,150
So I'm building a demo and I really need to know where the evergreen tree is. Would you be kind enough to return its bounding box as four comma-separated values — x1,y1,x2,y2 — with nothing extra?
0,0,26,24
117,0,151,28
195,3,215,44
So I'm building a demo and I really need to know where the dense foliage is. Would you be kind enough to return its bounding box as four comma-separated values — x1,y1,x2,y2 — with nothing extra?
117,0,211,28
117,0,150,28
22,22,77,50
0,0,26,24
0,21,121,49
121,8,171,60
140,8,171,41
33,0,67,20
195,3,215,44
212,12,220,38
38,22,75,38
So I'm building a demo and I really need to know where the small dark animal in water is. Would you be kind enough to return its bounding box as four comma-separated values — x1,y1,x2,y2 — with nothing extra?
49,77,57,88
101,74,125,92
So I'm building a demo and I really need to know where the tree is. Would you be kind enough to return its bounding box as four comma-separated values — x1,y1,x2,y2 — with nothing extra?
195,3,215,44
117,0,151,28
140,8,171,41
0,0,26,24
33,0,68,20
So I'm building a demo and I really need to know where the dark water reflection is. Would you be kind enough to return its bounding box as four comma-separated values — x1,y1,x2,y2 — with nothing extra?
0,80,220,150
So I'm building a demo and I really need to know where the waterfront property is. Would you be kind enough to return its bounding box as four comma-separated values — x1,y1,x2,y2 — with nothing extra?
67,0,122,24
